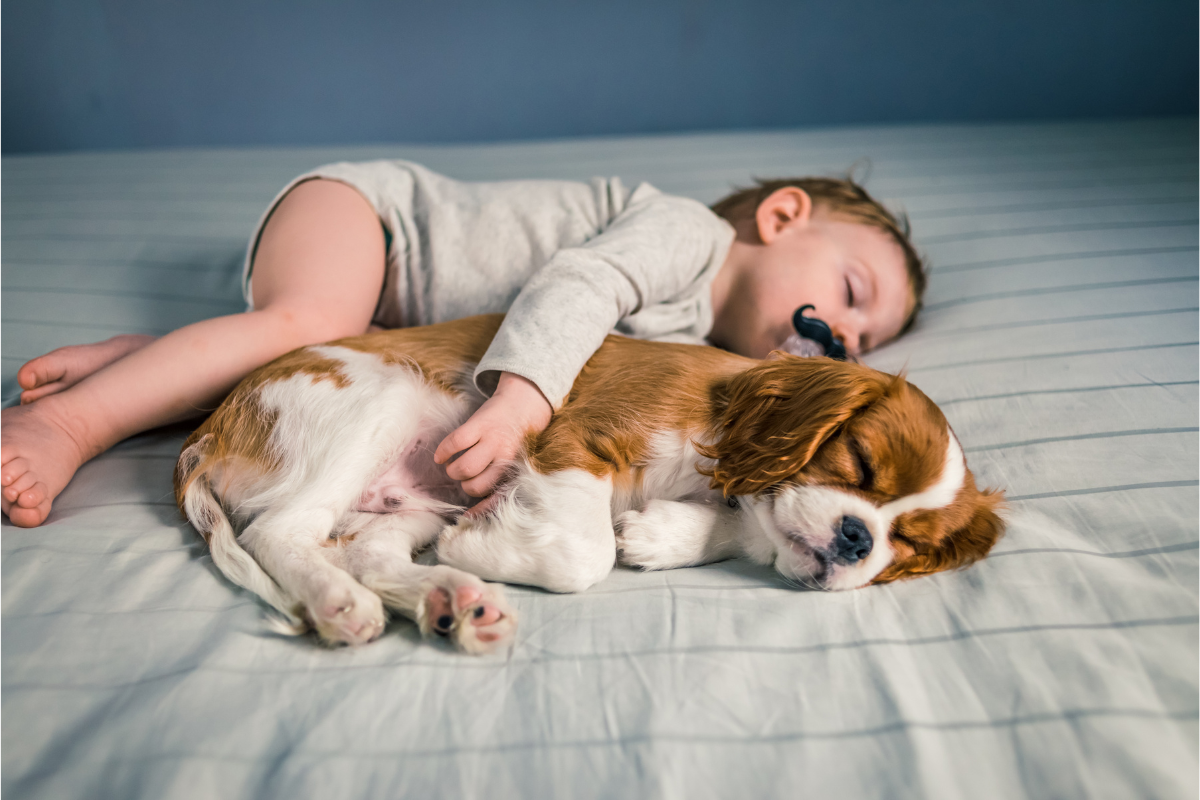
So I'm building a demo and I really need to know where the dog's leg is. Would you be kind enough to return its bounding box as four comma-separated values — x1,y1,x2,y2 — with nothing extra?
615,499,745,571
336,511,517,655
437,465,617,593
238,507,386,646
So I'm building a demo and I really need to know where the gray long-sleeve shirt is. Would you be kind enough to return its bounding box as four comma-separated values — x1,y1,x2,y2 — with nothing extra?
242,160,735,409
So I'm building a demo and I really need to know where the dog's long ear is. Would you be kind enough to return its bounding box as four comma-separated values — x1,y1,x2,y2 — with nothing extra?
698,356,887,496
874,486,1006,583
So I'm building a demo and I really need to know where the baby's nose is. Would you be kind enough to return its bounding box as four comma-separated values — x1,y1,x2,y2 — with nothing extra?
831,325,861,356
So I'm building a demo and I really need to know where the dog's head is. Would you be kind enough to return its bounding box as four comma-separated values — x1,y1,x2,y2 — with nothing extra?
700,354,1004,590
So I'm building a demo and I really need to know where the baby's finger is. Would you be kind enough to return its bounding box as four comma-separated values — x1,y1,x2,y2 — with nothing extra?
434,423,479,464
460,461,510,498
444,440,497,483
463,493,504,519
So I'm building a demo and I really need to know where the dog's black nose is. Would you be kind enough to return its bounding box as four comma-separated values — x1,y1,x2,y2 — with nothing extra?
834,516,873,564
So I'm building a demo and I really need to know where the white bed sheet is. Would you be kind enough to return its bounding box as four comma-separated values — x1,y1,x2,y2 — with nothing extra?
3,118,1196,799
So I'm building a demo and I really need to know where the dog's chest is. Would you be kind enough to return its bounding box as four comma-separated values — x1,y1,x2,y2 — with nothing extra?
611,430,718,515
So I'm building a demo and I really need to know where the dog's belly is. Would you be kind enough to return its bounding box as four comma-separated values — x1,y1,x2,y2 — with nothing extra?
355,425,469,514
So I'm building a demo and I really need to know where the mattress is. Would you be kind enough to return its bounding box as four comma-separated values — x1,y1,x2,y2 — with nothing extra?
3,118,1196,799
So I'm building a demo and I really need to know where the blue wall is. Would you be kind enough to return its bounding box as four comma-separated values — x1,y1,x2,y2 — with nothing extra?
3,0,1196,154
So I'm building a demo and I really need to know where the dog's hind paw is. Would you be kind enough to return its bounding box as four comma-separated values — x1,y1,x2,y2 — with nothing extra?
418,569,517,655
307,577,386,647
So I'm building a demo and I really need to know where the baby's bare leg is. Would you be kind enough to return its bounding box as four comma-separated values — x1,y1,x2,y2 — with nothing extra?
1,179,387,527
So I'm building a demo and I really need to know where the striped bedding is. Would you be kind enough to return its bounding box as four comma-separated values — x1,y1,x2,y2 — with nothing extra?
3,118,1196,799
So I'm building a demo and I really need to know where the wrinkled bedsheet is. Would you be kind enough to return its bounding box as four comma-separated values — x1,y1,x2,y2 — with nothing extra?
3,118,1196,799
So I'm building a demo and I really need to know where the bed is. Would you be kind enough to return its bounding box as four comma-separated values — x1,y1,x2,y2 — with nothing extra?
3,118,1196,799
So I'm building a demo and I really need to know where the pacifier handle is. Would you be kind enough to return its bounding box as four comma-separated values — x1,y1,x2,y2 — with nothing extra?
791,305,848,361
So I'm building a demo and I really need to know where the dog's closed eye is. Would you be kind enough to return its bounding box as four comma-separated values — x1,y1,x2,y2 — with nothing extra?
849,440,874,491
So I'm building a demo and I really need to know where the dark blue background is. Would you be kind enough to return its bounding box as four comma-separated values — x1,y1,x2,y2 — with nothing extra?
3,0,1196,153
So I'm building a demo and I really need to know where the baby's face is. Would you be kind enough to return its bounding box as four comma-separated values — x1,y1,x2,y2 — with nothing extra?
730,212,911,359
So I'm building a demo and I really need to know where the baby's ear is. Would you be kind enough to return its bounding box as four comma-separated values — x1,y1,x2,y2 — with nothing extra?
756,187,813,243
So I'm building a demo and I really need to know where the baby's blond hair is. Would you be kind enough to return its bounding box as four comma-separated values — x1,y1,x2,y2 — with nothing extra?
711,177,927,335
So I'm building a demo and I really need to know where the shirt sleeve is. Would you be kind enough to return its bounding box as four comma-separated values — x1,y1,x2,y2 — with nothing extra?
473,188,734,409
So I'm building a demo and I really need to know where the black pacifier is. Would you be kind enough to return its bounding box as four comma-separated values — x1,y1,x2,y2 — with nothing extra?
791,305,848,361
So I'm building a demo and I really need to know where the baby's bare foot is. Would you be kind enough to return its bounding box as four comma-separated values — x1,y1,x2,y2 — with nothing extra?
18,334,155,404
1,399,92,527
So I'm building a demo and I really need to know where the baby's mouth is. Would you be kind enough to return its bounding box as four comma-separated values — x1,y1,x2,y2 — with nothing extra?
777,330,860,363
779,332,828,358
785,305,848,360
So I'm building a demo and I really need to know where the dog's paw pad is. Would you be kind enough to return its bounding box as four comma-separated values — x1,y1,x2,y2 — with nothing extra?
421,575,516,655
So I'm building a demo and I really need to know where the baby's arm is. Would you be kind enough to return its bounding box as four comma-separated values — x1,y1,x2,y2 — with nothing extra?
475,190,732,412
433,371,552,498
436,188,731,499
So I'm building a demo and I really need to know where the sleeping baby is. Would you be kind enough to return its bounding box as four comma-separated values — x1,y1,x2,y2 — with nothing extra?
2,161,925,536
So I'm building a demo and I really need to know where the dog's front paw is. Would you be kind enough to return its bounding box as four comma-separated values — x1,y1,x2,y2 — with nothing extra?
418,568,517,655
615,504,679,571
617,500,735,571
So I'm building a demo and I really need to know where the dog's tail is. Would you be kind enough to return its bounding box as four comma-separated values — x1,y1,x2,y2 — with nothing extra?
176,436,306,635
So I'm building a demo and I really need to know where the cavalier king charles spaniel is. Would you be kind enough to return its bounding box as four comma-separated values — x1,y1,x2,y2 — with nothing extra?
176,314,1004,654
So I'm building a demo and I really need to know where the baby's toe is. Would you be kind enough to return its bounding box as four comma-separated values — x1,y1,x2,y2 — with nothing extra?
6,499,52,528
15,362,39,391
16,355,63,391
1,456,31,487
16,482,49,509
21,383,68,405
3,468,39,504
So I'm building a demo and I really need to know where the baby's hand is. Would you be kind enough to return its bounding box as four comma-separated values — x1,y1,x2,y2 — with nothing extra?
434,372,553,498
